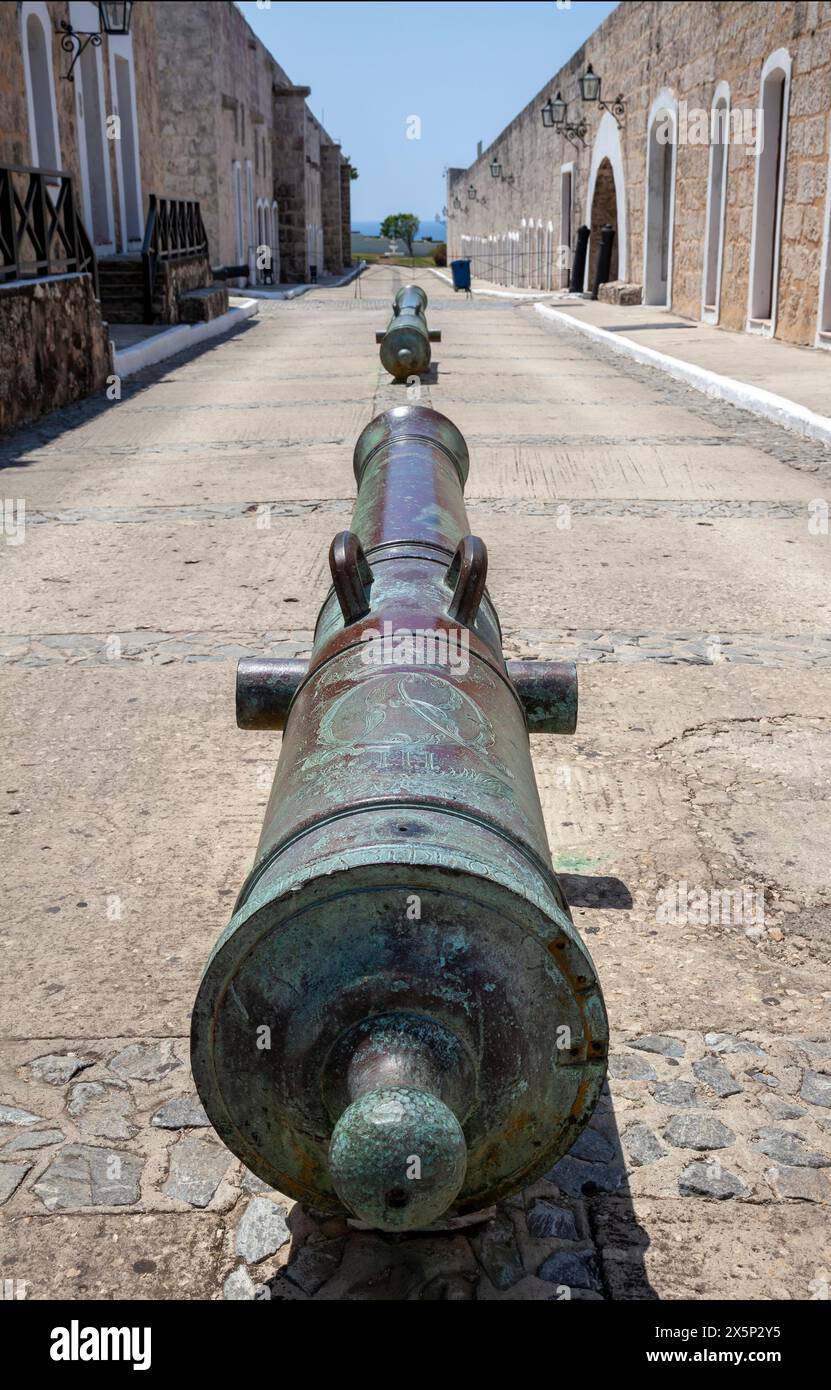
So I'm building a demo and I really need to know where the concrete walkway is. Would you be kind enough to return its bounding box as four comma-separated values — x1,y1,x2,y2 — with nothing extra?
1,263,829,1301
551,300,831,417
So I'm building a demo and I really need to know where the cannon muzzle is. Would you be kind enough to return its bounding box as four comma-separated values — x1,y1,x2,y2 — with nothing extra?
375,284,440,380
191,405,608,1231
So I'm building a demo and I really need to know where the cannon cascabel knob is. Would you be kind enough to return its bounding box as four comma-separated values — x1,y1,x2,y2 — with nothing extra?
328,1087,467,1231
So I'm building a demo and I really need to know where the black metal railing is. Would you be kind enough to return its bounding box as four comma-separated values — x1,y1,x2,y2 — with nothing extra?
141,194,208,322
0,165,97,295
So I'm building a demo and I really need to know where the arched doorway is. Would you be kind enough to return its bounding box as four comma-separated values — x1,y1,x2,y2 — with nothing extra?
584,111,627,291
271,200,281,282
232,160,243,263
108,33,143,248
21,2,61,171
71,1,115,250
817,116,831,347
702,83,730,322
588,158,619,286
643,90,677,306
748,49,791,334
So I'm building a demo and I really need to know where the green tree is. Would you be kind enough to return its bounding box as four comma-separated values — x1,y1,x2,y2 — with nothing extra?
380,213,420,255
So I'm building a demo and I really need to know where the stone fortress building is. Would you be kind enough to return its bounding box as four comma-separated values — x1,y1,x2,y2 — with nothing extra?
1,1,352,428
447,0,831,349
153,0,352,284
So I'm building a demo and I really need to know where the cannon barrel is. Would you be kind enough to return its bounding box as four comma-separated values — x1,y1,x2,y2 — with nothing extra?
191,405,608,1232
375,284,441,380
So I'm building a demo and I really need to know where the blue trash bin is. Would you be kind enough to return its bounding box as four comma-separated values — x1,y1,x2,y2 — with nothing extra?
450,258,471,292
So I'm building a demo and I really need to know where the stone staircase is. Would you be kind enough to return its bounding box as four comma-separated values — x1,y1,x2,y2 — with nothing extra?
97,254,148,324
97,254,228,326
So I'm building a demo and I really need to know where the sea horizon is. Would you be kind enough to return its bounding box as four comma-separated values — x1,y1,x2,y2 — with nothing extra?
351,218,446,241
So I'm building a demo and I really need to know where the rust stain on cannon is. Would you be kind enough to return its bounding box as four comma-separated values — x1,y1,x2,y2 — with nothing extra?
191,404,608,1232
375,285,441,381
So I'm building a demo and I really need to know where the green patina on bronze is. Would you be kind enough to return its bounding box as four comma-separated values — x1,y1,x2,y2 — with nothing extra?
191,404,608,1232
375,284,441,380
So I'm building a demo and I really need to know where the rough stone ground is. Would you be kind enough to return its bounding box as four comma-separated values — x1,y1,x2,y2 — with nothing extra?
1,264,829,1301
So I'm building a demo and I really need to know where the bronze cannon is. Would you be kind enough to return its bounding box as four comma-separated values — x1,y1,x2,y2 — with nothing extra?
375,284,441,380
191,404,608,1231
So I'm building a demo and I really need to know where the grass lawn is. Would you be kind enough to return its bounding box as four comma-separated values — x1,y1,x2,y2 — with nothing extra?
358,253,444,268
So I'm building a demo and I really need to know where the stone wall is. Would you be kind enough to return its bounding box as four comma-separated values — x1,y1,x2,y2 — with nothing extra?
304,111,323,276
155,2,346,283
447,0,831,347
321,143,344,275
158,255,217,325
0,273,110,433
272,85,311,282
154,3,218,256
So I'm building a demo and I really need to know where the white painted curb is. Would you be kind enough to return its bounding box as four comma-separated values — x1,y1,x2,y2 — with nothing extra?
244,262,367,300
428,267,567,301
112,298,259,378
535,303,831,445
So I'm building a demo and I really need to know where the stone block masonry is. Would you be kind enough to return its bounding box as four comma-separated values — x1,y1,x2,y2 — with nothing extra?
0,275,111,433
447,0,831,348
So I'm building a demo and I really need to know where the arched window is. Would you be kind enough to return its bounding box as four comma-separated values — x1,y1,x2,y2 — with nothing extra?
559,164,574,289
702,83,730,323
70,0,115,249
817,115,831,347
21,2,61,171
747,49,791,334
271,200,280,283
232,161,243,263
643,91,678,307
108,32,143,247
245,161,254,280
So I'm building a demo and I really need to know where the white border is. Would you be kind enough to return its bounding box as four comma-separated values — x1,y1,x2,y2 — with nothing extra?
642,88,678,307
535,302,831,444
585,111,627,287
20,1,62,170
560,160,575,289
112,299,259,378
701,81,731,325
815,110,831,349
107,32,143,250
70,0,115,253
746,47,792,337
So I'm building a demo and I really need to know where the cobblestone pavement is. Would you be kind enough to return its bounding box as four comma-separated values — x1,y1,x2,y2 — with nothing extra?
1,265,829,1300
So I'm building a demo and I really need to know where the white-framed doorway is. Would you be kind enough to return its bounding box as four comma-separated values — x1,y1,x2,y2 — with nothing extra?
70,0,115,251
747,48,791,336
559,162,574,289
271,199,281,283
701,82,731,324
107,32,143,249
21,1,62,172
232,160,243,264
585,110,628,291
245,161,255,282
816,113,831,349
643,90,677,307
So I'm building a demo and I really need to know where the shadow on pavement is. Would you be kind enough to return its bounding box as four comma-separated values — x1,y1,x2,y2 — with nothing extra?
259,1093,655,1302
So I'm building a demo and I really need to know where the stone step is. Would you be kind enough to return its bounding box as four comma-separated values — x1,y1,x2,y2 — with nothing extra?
177,284,229,323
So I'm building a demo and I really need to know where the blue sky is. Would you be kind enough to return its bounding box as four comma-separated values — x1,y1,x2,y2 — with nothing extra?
237,1,618,224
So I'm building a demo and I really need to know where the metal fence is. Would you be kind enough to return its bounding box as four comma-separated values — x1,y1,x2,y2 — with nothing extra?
0,164,97,295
